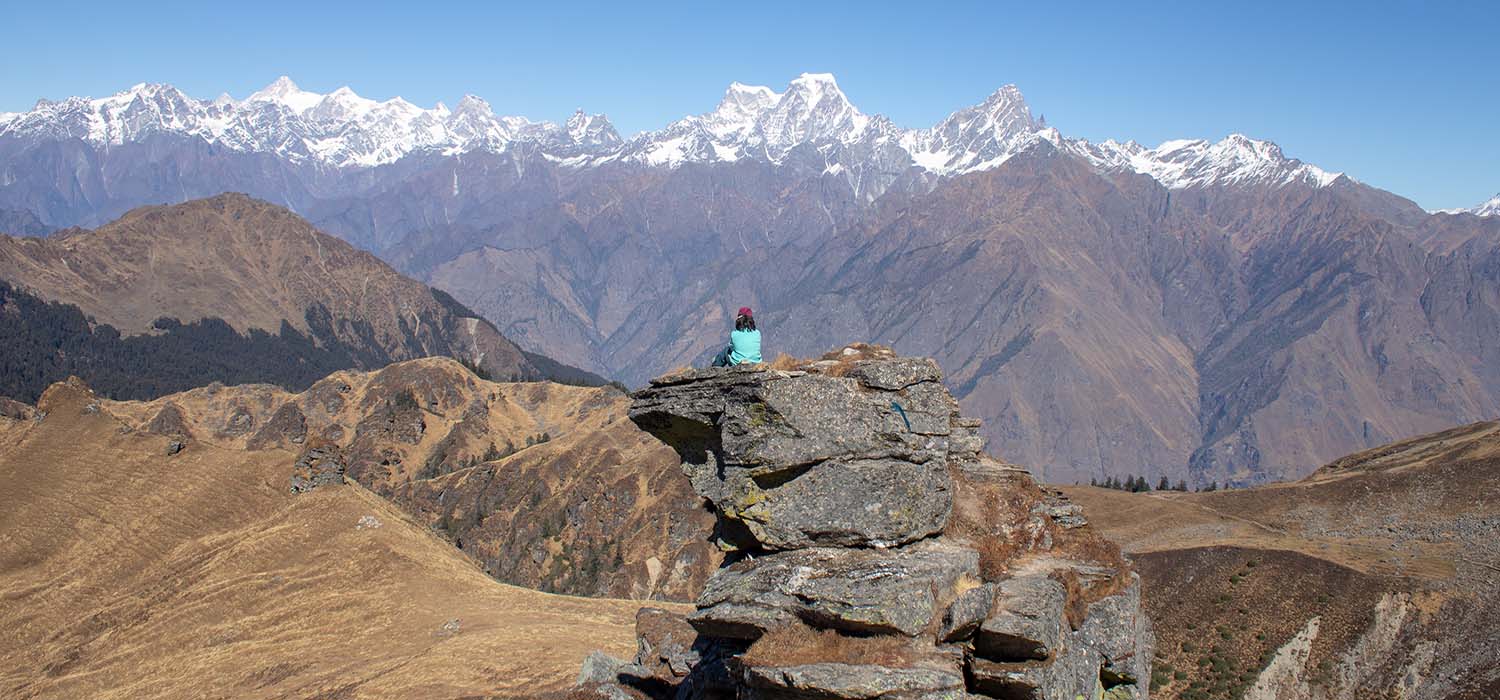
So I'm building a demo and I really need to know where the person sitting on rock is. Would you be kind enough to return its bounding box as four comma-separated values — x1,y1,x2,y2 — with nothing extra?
712,306,762,367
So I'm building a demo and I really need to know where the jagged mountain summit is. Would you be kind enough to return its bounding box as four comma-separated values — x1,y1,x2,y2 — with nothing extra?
1473,193,1500,217
0,73,1338,198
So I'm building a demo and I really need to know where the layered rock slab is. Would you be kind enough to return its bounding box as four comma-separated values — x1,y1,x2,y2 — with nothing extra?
690,540,980,639
628,358,960,551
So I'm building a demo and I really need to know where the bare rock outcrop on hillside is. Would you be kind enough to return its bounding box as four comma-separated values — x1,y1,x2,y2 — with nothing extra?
585,346,1152,700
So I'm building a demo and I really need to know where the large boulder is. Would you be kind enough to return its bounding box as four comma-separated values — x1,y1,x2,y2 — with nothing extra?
967,651,1101,700
939,583,997,643
690,540,980,639
973,575,1067,662
629,358,960,551
715,457,952,550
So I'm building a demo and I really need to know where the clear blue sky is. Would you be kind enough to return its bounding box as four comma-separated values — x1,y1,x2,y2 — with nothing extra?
2,0,1495,209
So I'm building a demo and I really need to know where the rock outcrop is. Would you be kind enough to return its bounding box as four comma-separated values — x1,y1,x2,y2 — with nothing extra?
584,346,1152,700
288,443,347,493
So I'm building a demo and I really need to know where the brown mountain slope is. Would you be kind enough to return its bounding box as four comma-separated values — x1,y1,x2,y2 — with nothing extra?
0,378,667,699
769,149,1500,487
1060,422,1500,700
0,193,545,389
405,141,1500,489
101,357,717,600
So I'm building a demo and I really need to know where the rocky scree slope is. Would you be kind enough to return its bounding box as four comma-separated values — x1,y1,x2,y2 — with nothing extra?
579,346,1152,700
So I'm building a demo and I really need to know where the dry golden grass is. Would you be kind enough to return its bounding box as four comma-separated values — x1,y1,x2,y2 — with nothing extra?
764,353,805,371
90,357,719,601
944,463,1132,614
1059,483,1459,581
0,381,668,699
1049,568,1087,631
944,465,1045,579
742,623,924,668
1062,423,1500,700
1059,421,1500,583
104,357,619,490
816,342,896,363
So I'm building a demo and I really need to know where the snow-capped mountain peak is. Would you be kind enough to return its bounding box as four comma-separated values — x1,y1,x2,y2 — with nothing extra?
720,82,778,110
1474,193,1500,217
306,86,379,122
902,84,1041,174
565,109,622,148
761,72,870,150
707,82,778,139
247,76,323,112
1115,133,1342,189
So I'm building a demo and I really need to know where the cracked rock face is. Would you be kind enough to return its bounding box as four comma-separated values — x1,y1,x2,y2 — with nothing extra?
586,347,1152,700
288,443,347,493
629,358,961,551
690,540,980,639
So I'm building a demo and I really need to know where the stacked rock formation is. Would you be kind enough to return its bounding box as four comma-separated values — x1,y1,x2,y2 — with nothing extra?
590,346,1151,700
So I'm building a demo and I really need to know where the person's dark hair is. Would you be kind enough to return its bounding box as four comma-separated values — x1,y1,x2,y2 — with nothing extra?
736,314,757,332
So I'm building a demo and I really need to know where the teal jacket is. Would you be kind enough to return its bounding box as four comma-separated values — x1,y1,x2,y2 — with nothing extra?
729,329,762,364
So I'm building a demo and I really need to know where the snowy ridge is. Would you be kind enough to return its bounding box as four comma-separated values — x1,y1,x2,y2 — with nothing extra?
0,74,1347,193
0,77,617,168
1436,193,1500,216
1067,135,1341,190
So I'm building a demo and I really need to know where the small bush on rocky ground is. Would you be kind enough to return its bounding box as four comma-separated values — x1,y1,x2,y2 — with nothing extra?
973,534,1022,580
765,353,804,371
944,468,1035,575
743,623,922,668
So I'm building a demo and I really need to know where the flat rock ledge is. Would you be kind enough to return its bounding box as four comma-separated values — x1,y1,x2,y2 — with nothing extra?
578,346,1153,700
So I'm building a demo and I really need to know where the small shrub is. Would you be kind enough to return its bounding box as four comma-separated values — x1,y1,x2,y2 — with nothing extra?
765,353,805,371
975,535,1020,580
744,623,920,667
